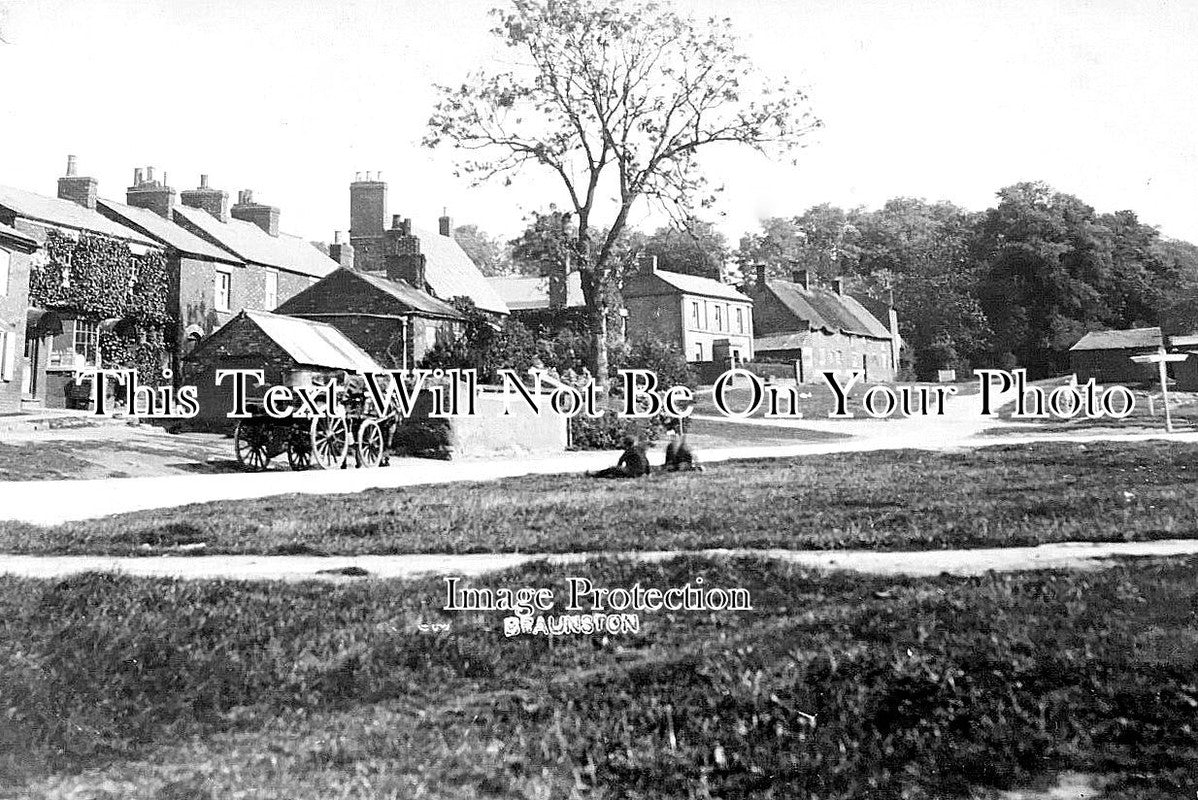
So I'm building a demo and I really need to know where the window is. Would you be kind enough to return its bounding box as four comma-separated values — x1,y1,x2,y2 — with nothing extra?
0,331,15,381
690,301,700,328
714,305,722,331
736,307,744,334
0,249,9,296
263,269,278,311
425,326,437,349
215,271,232,312
694,343,704,361
74,319,99,367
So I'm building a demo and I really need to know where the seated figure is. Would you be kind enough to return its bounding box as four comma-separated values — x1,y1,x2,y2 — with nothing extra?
663,427,703,472
590,435,651,479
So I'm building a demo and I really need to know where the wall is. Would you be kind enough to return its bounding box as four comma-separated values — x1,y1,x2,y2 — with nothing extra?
0,247,32,413
678,294,754,363
399,383,568,457
184,314,298,429
1070,348,1158,385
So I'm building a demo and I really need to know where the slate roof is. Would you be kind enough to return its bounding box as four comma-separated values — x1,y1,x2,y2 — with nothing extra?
243,311,381,372
1069,327,1162,351
96,199,240,264
761,279,892,339
624,267,751,302
754,332,814,351
489,272,585,310
173,204,336,278
0,184,158,246
409,225,509,315
276,268,464,320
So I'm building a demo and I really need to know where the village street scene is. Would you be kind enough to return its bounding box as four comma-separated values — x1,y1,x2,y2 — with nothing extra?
1,0,1197,798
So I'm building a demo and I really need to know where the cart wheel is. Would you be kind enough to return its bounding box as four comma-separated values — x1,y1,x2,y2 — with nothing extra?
356,419,385,468
234,420,272,472
310,416,349,470
286,430,313,471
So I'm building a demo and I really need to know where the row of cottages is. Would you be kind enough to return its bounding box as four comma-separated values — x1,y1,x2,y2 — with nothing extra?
749,267,900,384
0,168,167,412
0,159,506,412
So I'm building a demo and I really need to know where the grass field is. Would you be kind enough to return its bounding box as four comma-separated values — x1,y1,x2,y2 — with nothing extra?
3,440,1197,557
3,555,1196,799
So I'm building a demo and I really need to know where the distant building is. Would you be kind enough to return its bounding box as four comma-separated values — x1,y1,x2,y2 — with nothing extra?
1068,327,1162,384
622,255,754,363
274,268,464,369
490,272,586,312
748,267,899,383
347,174,508,315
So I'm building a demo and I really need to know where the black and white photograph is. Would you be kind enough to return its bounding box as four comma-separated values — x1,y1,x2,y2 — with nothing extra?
0,0,1196,797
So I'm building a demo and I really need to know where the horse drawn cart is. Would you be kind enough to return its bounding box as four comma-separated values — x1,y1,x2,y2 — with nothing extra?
232,374,397,472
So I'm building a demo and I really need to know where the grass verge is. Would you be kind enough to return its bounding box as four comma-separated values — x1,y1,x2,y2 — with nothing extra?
2,440,1198,556
3,556,1196,798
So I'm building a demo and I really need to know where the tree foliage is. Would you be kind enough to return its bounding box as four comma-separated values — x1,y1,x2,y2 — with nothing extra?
426,0,819,387
642,218,730,281
452,224,511,276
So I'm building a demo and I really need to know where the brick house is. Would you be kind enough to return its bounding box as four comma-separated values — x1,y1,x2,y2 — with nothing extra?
0,223,40,413
1068,327,1162,384
346,174,508,315
273,268,464,369
0,160,167,409
184,309,381,428
748,267,899,384
622,255,754,363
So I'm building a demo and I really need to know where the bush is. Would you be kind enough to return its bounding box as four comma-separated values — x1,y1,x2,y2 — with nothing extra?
568,409,666,450
617,338,696,389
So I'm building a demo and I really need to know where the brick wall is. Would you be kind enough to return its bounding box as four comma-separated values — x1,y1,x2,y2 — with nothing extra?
184,314,298,429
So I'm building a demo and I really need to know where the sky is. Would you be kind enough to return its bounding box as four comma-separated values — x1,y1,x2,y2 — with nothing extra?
0,0,1194,248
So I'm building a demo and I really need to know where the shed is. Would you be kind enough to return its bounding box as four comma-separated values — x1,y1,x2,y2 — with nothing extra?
1068,327,1162,384
184,310,381,428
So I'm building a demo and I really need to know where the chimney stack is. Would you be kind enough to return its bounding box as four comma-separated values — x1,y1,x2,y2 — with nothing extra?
57,154,98,210
439,208,452,237
125,164,176,218
637,252,658,277
231,189,280,236
832,277,844,295
793,269,811,290
384,213,425,289
180,174,230,222
329,230,355,269
349,172,387,251
755,264,767,286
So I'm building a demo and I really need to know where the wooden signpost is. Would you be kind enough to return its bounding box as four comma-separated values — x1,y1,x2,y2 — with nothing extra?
1129,346,1188,432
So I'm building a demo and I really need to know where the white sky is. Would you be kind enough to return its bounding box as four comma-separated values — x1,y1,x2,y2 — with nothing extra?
0,0,1194,247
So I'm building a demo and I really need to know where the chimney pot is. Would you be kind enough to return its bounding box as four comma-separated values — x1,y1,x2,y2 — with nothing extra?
334,230,342,244
134,168,143,184
200,174,209,189
391,214,403,230
66,155,78,177
146,166,155,183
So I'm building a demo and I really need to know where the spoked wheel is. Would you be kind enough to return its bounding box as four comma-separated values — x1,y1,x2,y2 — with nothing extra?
310,416,350,470
286,429,313,471
234,420,272,472
355,419,385,468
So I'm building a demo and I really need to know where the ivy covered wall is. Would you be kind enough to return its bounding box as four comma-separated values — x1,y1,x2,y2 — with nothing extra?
28,229,172,382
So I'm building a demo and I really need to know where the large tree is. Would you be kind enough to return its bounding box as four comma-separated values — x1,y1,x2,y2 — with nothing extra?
642,218,730,282
452,224,511,276
426,0,818,386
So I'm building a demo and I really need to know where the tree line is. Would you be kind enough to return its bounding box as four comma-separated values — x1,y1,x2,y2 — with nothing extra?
456,181,1198,380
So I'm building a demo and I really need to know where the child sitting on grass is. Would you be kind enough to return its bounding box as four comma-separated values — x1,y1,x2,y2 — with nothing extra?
590,435,651,479
663,420,703,472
